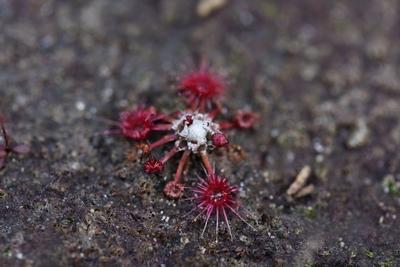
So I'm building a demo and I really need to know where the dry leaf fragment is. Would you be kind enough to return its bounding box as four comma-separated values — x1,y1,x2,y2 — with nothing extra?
287,165,311,196
294,184,315,198
197,0,227,17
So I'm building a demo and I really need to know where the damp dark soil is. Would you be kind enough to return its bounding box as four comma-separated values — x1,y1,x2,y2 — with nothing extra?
1,1,400,266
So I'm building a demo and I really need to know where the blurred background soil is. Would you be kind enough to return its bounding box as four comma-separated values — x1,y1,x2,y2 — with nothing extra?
0,0,400,266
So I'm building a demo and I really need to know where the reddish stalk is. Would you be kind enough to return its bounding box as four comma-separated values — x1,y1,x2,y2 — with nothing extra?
208,103,222,119
164,150,191,198
148,134,176,151
160,147,179,164
173,150,191,183
218,120,234,130
200,151,213,175
152,124,172,131
187,94,196,108
199,99,206,113
190,98,199,111
153,114,172,122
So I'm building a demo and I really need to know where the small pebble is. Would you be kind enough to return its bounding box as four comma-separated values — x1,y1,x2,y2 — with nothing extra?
75,101,86,111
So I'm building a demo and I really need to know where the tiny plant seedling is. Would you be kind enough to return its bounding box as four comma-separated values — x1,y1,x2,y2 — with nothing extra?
0,115,30,169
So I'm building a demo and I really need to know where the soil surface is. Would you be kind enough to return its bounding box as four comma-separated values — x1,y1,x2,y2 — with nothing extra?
1,0,400,266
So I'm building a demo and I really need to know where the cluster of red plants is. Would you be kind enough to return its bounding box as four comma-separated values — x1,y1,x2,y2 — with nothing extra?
108,64,258,240
0,115,30,169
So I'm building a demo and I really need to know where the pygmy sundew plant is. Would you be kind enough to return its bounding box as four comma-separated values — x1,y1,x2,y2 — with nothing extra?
107,63,258,239
0,115,30,169
110,64,257,198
